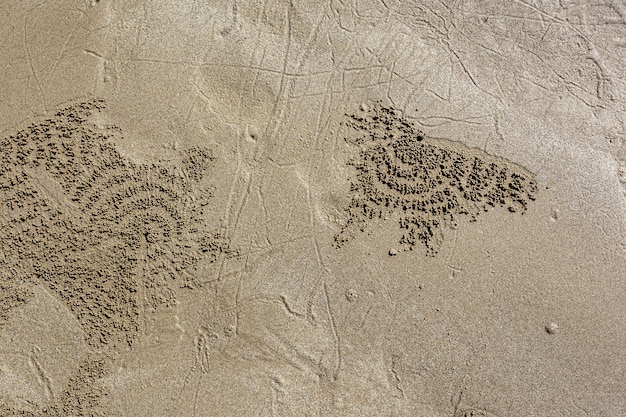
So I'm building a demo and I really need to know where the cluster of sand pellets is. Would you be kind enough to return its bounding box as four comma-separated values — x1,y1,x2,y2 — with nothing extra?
0,275,34,327
0,99,233,415
0,353,110,417
335,104,538,255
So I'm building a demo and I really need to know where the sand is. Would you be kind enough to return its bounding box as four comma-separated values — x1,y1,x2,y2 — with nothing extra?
0,1,624,416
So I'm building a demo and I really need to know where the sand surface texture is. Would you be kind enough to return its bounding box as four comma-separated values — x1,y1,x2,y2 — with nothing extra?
1,1,625,416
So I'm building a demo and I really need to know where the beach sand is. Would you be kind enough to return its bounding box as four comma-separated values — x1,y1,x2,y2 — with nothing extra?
0,1,624,416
